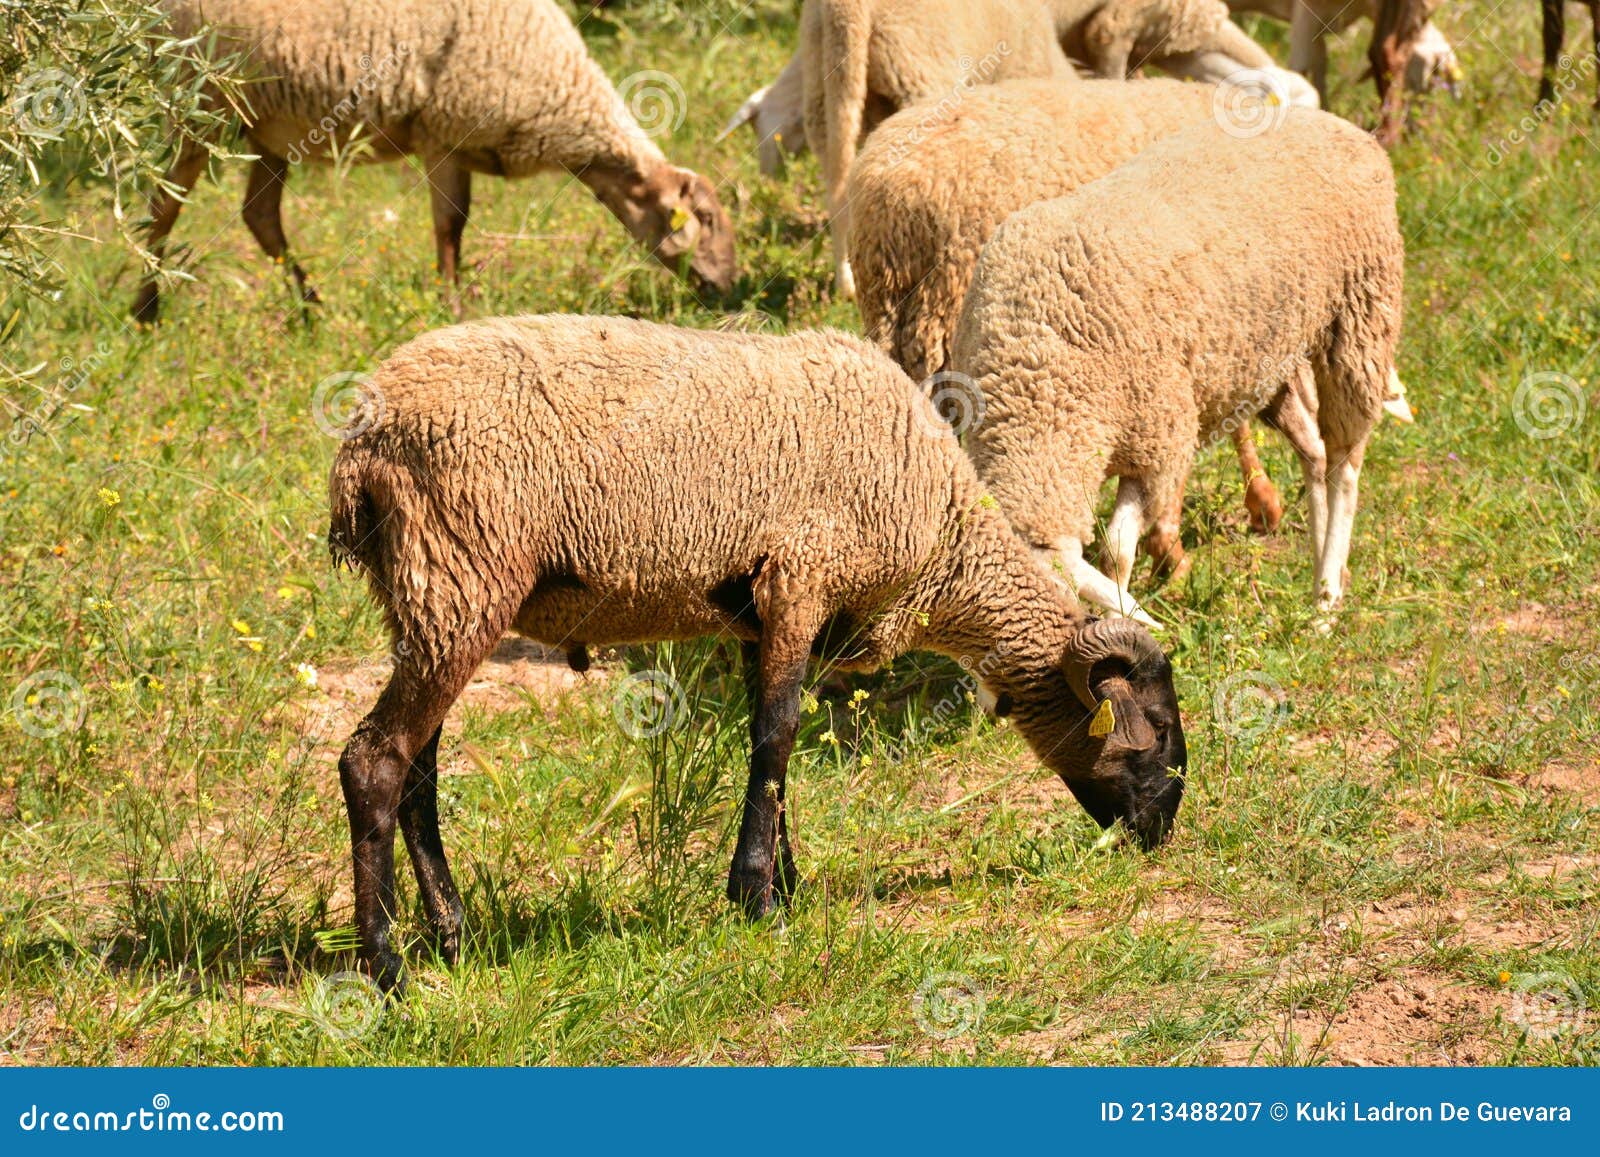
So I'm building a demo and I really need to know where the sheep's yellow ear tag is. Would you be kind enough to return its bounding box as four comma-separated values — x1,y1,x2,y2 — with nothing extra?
1090,698,1116,739
670,206,690,232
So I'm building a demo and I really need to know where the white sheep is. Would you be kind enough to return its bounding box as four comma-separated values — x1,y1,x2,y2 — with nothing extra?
134,0,736,321
952,110,1404,622
846,77,1290,539
328,313,1190,990
770,0,1316,295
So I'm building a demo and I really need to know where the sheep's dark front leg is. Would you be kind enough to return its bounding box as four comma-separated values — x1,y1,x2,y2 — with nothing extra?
240,150,319,313
728,637,807,918
397,725,464,965
1540,0,1566,105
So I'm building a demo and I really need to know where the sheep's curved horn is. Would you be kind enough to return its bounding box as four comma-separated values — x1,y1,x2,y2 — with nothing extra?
1065,618,1164,709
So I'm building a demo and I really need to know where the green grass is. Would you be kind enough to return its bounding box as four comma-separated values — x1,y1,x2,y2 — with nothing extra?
1,2,1597,1066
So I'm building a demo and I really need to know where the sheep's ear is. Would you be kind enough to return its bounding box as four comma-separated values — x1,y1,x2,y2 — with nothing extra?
1089,676,1156,751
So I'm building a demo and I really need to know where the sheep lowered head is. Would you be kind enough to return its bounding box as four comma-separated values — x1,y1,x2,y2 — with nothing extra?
646,166,738,293
1003,618,1187,849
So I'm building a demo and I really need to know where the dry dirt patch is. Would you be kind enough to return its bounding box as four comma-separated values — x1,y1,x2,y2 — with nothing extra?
292,637,599,749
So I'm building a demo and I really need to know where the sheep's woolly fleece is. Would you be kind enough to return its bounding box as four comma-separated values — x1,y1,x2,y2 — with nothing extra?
1072,0,1276,77
953,110,1403,598
849,77,1216,384
328,314,1167,782
798,0,1080,291
161,0,664,175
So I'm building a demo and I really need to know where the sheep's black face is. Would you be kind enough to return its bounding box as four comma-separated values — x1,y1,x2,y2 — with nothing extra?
1012,648,1187,850
1062,654,1187,850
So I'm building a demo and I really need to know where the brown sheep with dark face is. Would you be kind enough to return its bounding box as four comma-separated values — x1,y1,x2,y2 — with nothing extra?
328,314,1188,992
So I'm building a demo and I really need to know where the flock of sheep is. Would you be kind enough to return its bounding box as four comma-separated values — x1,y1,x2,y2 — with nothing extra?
131,0,1590,992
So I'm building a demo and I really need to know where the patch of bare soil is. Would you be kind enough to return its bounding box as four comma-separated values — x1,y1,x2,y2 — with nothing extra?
292,637,601,749
1522,758,1600,807
1310,970,1502,1066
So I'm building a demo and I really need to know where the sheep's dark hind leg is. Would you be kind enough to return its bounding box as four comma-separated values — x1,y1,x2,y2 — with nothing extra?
340,617,511,993
1591,2,1600,108
1540,0,1566,106
241,150,320,315
728,634,808,919
131,138,209,323
397,725,464,965
426,154,471,318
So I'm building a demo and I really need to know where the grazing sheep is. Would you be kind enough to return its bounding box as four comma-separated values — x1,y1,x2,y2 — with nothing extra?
952,111,1403,621
133,0,736,321
1369,0,1446,145
795,0,1313,296
1540,1,1599,107
1226,0,1461,103
798,0,1078,297
328,314,1189,991
718,50,808,176
847,77,1286,537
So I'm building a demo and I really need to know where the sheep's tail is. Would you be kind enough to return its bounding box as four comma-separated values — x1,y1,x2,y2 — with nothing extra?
820,0,870,215
328,444,412,621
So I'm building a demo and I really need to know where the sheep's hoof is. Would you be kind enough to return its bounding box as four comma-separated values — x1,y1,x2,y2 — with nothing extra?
131,288,161,325
727,869,779,921
370,950,407,998
1245,477,1283,535
1159,554,1193,587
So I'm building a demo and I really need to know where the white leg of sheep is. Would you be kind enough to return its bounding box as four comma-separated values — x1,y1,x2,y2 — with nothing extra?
1036,538,1160,628
1317,444,1365,610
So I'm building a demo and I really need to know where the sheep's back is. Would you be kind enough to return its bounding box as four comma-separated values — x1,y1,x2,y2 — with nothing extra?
850,78,1216,378
348,316,973,616
962,109,1401,428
